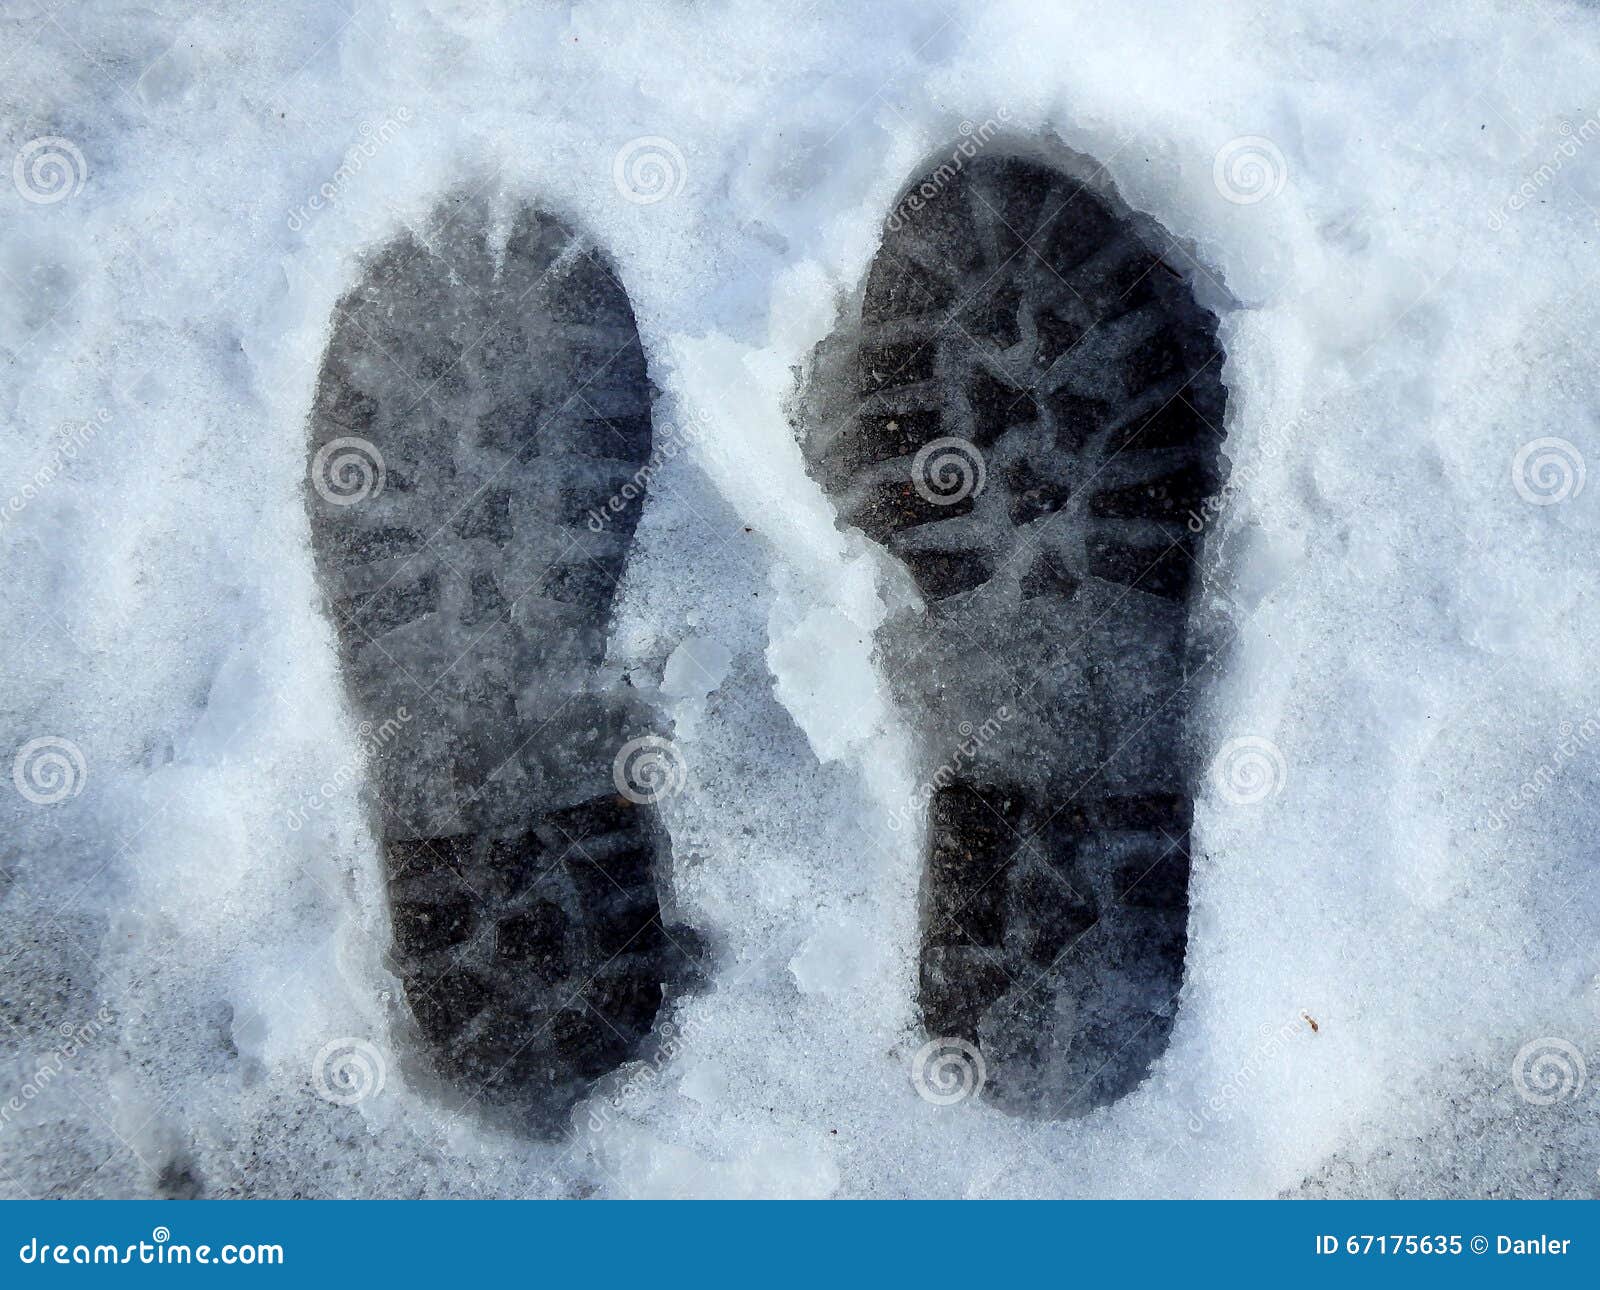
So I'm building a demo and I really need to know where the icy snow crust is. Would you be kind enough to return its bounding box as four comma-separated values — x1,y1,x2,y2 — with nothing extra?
2,0,1598,1198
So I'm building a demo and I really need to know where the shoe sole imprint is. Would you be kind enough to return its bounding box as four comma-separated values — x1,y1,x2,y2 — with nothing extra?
803,150,1228,1116
305,195,693,1133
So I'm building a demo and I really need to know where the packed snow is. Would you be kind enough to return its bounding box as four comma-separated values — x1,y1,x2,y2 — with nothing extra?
1,0,1597,1198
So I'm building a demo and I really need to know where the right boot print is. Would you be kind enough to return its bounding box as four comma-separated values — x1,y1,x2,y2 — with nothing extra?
803,149,1229,1117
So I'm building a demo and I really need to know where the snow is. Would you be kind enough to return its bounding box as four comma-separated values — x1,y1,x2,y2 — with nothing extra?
1,0,1598,1198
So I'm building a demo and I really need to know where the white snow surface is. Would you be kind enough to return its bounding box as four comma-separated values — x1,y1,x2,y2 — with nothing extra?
2,0,1599,1198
